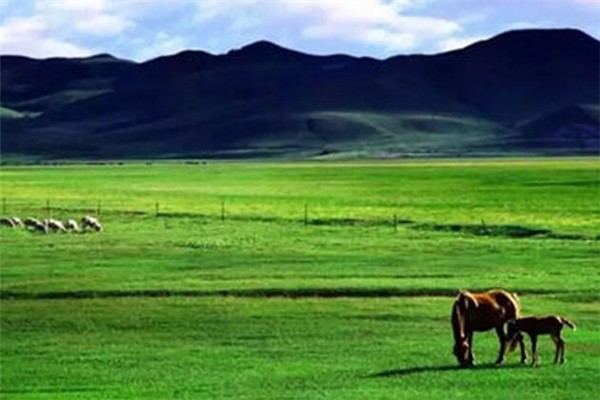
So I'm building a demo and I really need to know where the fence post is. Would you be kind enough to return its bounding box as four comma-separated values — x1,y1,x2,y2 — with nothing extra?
480,219,489,235
97,200,102,217
304,203,308,226
2,197,6,215
221,201,225,221
393,214,398,232
155,202,160,217
46,199,50,217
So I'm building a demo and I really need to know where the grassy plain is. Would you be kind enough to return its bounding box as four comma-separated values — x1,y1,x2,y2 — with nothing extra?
0,158,599,399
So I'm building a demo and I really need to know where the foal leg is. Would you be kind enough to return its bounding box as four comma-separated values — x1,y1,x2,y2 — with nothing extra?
531,335,539,367
517,332,527,364
495,326,507,365
552,335,560,364
557,335,566,364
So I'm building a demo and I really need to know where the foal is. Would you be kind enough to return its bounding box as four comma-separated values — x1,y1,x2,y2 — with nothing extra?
507,316,575,367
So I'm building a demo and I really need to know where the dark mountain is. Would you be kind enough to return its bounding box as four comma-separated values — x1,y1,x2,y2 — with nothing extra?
225,40,312,63
516,105,600,151
1,29,598,159
413,29,600,122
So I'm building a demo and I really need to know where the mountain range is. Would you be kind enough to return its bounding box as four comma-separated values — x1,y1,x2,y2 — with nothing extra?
1,28,599,159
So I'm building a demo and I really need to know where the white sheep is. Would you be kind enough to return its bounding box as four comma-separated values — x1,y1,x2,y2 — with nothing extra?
24,217,42,228
46,219,67,232
81,215,103,232
10,217,24,227
65,219,79,231
32,220,48,234
0,217,16,228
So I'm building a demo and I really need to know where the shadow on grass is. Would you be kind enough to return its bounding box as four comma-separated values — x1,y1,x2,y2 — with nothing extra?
0,287,563,300
367,363,527,378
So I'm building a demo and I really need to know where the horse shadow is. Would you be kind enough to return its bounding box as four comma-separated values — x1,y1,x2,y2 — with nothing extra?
367,363,527,378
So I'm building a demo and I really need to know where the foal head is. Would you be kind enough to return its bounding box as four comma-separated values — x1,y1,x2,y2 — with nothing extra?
506,320,519,340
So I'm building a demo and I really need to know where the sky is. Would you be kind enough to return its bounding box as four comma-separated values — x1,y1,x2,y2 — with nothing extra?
1,0,599,62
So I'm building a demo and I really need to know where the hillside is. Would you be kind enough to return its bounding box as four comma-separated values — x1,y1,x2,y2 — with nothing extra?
1,29,598,159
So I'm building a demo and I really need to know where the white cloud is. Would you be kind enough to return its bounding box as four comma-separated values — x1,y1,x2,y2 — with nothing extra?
190,0,461,53
0,15,93,58
0,0,469,59
291,0,460,52
193,0,253,22
438,35,486,52
132,31,188,61
74,14,131,36
34,0,107,14
34,0,131,35
570,0,600,9
0,0,133,58
1,0,599,61
503,21,542,31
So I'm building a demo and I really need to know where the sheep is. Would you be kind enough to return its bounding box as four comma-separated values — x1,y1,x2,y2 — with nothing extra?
10,217,24,227
24,217,42,228
64,219,79,231
32,220,48,234
45,219,67,232
0,217,16,228
81,215,103,232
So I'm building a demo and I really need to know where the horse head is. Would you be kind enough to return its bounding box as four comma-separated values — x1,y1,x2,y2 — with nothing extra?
453,339,471,367
451,291,478,367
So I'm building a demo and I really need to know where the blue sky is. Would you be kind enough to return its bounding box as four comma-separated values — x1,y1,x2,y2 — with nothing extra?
1,0,598,61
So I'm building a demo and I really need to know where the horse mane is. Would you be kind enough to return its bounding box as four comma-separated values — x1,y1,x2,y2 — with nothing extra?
452,291,478,342
451,300,465,343
458,290,479,309
510,292,521,316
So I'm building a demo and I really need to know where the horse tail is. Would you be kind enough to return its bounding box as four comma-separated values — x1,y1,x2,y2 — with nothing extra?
505,291,521,318
501,291,522,353
561,317,576,331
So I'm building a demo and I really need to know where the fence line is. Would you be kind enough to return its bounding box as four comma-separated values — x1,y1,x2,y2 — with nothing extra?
0,197,409,231
0,197,597,240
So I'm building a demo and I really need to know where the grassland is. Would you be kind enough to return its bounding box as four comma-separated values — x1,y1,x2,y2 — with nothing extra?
0,158,599,399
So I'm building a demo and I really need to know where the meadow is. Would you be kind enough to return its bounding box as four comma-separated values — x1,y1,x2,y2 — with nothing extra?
0,158,599,399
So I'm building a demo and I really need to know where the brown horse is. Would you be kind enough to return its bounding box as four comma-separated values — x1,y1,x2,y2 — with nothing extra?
451,289,526,367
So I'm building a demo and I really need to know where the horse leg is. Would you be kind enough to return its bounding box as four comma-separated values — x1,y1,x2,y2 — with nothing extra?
467,333,475,366
495,326,507,365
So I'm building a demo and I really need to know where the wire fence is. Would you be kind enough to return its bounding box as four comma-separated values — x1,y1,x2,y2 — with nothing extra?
0,196,411,229
1,197,595,240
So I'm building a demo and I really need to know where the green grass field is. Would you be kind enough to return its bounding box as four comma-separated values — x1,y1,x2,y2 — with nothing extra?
1,158,599,399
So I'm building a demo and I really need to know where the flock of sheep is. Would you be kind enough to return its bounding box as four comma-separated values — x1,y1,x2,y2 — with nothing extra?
0,215,103,233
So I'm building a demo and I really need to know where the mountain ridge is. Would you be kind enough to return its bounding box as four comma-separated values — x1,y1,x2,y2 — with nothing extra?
1,28,598,159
